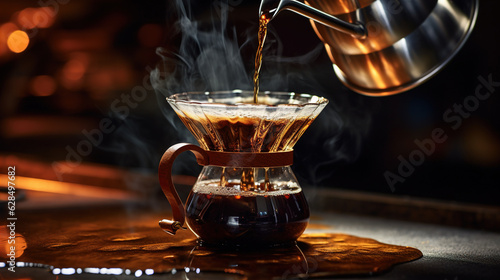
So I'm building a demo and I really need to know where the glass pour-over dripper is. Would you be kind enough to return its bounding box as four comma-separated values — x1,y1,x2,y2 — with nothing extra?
159,90,328,247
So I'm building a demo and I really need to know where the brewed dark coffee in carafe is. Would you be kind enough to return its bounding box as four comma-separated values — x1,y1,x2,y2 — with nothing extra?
186,184,309,246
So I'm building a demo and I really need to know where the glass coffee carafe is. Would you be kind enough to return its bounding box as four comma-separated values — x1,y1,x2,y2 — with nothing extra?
158,90,327,247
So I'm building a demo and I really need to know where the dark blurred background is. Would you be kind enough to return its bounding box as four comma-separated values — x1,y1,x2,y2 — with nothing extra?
1,0,499,207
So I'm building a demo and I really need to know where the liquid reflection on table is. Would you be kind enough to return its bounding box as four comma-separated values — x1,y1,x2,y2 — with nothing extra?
0,205,421,279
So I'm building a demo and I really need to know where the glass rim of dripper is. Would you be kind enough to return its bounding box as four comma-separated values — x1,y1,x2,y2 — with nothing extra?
166,90,329,107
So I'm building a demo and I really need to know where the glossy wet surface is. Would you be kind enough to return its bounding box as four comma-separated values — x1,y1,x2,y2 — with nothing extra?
0,206,422,279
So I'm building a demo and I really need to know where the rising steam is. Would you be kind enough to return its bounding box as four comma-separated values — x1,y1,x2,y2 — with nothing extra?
151,0,372,185
151,0,250,130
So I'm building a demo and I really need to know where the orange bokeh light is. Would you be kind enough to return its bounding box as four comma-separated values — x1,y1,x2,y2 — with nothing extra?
17,8,37,29
30,75,57,96
60,54,89,90
0,227,27,258
0,23,17,56
0,22,17,40
64,59,86,81
17,7,56,29
7,30,29,53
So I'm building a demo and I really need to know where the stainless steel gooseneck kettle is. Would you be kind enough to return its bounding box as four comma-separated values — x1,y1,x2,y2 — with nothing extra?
260,0,479,96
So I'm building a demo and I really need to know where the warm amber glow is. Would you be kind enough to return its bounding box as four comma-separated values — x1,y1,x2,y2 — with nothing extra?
64,59,86,81
17,8,37,29
365,57,387,89
7,30,29,53
17,7,56,29
463,121,500,165
378,54,401,88
0,174,134,200
0,227,27,258
35,7,56,28
0,23,17,40
30,75,57,96
20,8,37,29
60,55,89,90
0,23,17,56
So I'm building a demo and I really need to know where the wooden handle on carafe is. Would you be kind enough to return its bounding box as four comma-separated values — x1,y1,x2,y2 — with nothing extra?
158,143,208,235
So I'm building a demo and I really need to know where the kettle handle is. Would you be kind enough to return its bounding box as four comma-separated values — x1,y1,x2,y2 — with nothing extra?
261,0,366,38
158,143,208,235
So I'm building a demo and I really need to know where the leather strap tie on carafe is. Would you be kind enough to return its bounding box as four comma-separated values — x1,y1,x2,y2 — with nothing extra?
203,150,293,168
158,143,294,235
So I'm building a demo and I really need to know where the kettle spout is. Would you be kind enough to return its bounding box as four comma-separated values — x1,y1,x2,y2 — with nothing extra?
259,0,282,20
259,0,366,38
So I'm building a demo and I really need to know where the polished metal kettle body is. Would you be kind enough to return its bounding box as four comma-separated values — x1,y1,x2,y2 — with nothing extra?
260,0,479,96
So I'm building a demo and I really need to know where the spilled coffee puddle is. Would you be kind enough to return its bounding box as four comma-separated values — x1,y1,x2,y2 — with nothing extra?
1,217,422,279
185,233,422,279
